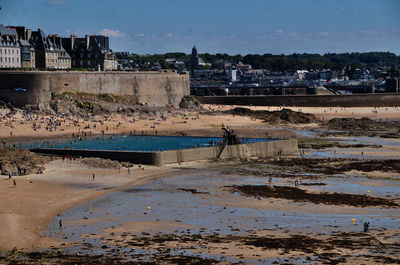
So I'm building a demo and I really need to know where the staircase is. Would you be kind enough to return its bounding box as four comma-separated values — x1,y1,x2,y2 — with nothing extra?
216,135,228,159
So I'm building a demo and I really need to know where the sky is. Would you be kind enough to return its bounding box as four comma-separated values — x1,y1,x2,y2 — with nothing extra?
1,0,399,55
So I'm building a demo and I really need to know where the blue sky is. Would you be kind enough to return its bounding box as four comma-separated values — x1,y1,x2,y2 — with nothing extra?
1,0,399,55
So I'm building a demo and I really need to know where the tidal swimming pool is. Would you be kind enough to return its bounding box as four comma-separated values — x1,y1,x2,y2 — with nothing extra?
23,135,273,152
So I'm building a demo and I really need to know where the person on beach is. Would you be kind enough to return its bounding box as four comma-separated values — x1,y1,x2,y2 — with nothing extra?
59,219,62,229
92,172,95,180
363,222,370,232
8,172,12,179
13,179,16,187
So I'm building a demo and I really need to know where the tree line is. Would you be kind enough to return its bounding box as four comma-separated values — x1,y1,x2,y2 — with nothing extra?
117,52,400,72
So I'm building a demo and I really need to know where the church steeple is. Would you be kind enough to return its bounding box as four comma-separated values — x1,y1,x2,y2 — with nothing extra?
191,45,198,58
190,45,199,76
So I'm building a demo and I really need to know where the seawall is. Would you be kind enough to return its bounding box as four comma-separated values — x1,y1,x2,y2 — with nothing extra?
0,71,189,107
199,94,400,107
31,139,298,165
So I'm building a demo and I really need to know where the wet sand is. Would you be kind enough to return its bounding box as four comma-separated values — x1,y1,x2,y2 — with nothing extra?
0,159,182,251
43,163,400,264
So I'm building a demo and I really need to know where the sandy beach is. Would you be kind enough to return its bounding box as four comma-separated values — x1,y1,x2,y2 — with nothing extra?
0,105,399,264
0,159,183,251
1,106,400,143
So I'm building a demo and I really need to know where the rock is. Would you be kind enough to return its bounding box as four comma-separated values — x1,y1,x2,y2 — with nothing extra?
228,107,318,124
179,96,203,110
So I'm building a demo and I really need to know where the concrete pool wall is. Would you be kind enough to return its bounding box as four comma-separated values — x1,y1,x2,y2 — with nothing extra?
31,139,298,165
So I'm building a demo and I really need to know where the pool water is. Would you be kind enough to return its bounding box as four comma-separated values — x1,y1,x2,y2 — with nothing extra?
23,135,273,152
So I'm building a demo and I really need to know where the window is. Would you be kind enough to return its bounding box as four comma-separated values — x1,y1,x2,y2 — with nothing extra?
88,60,91,66
4,49,6,55
0,49,2,54
0,57,2,63
80,60,83,66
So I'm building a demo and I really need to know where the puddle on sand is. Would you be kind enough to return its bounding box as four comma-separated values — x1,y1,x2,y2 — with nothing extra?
304,148,400,160
45,169,400,263
331,136,400,147
296,128,400,159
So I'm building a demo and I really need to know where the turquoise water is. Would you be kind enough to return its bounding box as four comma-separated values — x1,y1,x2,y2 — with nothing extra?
23,135,273,152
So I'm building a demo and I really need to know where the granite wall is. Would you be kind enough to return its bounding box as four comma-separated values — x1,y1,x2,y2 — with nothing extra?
0,70,189,107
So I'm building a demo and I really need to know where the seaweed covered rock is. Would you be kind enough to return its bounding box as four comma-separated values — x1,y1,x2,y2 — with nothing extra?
179,95,203,110
0,149,50,176
229,107,318,124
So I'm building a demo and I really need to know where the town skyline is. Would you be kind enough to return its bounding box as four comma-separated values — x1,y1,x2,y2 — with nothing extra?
1,0,399,55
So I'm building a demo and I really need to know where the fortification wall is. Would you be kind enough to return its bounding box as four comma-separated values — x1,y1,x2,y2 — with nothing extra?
0,71,189,107
199,94,400,107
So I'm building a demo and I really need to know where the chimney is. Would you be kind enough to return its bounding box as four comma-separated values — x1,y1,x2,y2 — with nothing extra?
85,34,90,50
71,34,75,51
26,29,31,41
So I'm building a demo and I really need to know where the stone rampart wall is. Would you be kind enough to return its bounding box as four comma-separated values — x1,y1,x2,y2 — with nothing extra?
0,71,189,107
199,94,400,107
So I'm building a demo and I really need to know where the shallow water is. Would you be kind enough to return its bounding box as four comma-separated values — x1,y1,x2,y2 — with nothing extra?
297,130,400,159
331,136,400,147
304,149,400,159
46,169,400,261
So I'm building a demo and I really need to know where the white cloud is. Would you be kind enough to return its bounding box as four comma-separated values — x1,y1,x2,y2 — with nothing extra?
165,32,174,38
352,7,358,11
47,0,68,5
338,7,345,11
134,33,145,38
317,32,330,37
99,29,127,38
222,34,237,40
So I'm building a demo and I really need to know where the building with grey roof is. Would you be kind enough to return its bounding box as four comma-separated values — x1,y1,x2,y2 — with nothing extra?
62,34,117,70
8,26,36,68
19,39,35,68
30,29,71,69
0,24,21,68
